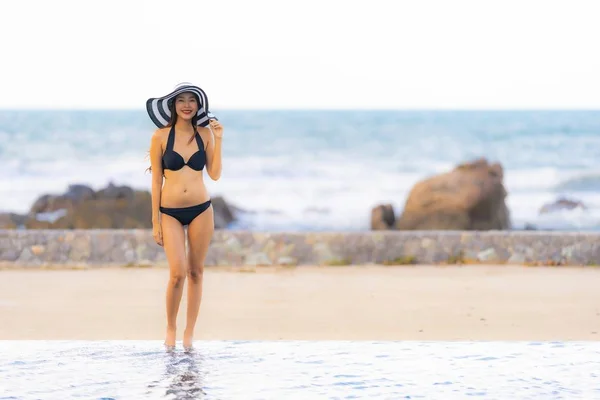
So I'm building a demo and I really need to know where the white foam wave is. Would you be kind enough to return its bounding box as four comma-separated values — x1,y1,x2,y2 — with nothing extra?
4,152,600,232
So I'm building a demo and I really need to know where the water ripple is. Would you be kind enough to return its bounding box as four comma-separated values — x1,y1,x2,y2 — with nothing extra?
0,341,599,399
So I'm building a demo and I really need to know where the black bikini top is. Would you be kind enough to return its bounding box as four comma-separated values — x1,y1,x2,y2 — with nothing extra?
162,126,206,172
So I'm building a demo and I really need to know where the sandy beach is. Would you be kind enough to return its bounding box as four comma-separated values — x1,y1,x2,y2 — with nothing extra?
1,265,599,341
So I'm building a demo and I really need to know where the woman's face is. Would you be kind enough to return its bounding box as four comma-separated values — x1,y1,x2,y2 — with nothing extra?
174,92,198,121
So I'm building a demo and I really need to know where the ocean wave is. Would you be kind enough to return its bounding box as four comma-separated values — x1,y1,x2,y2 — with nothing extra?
553,173,600,192
3,109,600,231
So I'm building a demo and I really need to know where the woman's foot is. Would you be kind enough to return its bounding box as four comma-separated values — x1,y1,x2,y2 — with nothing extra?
165,327,177,348
164,343,175,352
183,328,194,349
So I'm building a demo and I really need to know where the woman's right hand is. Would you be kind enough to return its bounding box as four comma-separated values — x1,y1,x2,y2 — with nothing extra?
153,222,163,246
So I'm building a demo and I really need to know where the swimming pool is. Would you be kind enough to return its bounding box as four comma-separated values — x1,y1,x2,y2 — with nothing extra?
1,340,599,399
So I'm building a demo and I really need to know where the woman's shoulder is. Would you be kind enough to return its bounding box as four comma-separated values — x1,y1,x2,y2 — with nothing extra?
150,127,170,149
152,127,170,140
197,126,213,140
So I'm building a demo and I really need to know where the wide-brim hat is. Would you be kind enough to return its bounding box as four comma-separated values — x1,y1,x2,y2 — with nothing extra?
146,82,217,128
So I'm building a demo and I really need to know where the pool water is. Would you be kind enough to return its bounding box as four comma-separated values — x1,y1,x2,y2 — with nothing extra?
1,340,599,399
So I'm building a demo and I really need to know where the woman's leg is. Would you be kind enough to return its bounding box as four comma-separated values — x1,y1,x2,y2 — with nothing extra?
161,213,188,347
183,205,215,348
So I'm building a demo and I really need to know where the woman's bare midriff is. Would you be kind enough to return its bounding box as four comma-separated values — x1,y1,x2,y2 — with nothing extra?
160,169,210,208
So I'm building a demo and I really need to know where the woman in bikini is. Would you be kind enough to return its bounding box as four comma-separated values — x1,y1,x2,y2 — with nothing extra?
146,82,223,349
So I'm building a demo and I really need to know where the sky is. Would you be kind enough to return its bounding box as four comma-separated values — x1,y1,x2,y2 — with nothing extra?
1,0,599,110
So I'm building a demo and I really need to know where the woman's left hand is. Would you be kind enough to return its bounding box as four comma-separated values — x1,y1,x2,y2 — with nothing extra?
209,119,223,138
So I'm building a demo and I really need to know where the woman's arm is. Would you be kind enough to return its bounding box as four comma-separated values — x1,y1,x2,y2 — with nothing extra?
149,129,164,224
204,123,223,181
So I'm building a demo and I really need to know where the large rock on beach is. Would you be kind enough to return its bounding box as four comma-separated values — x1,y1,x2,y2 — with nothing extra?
3,182,238,230
370,204,396,230
0,213,27,229
30,184,96,214
211,196,237,229
396,158,510,230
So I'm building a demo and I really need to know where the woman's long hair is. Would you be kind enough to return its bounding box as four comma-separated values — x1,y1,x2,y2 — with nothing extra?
146,94,200,174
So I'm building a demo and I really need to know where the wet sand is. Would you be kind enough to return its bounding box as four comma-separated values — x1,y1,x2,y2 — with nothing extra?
1,265,599,341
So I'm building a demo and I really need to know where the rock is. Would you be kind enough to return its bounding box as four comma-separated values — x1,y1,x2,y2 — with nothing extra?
477,248,498,262
63,184,96,202
277,256,298,266
29,194,75,215
508,253,526,264
371,204,396,230
3,183,239,230
0,213,27,229
25,190,152,229
244,252,272,266
396,157,511,230
539,197,586,214
211,195,236,229
30,184,95,214
96,182,135,200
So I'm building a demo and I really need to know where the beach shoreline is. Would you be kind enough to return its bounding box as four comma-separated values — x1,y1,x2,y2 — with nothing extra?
1,265,599,341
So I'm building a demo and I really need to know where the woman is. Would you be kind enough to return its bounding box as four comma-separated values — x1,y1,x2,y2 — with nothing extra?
146,82,223,349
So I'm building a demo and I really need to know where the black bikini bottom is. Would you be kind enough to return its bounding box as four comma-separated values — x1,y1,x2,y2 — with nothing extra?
160,200,212,226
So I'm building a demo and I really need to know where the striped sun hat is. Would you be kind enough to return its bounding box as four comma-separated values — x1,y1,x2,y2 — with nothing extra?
145,82,217,128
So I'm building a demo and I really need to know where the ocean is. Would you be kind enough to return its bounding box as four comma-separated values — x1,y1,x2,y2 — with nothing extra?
0,340,599,399
1,109,600,232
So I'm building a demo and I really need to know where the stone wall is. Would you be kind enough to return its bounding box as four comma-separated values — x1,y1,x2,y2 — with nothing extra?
2,229,600,268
